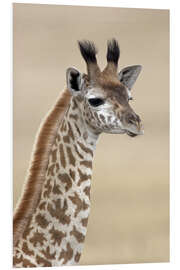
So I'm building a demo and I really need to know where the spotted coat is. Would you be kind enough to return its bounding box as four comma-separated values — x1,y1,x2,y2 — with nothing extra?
13,98,97,267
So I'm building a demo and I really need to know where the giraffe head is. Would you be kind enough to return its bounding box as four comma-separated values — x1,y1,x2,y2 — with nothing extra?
66,39,143,137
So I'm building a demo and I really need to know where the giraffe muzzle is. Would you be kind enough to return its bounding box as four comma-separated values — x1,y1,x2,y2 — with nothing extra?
123,112,144,137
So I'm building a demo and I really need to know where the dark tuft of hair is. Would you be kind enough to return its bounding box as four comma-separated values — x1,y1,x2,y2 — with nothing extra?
78,40,98,63
107,39,120,65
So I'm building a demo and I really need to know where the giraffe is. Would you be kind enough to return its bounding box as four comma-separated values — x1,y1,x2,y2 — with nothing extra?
13,39,143,267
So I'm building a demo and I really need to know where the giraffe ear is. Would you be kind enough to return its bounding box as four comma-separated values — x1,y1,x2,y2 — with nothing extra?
118,65,142,90
66,67,83,95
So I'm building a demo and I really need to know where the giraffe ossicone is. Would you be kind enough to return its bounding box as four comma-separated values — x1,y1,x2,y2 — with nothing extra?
13,39,143,267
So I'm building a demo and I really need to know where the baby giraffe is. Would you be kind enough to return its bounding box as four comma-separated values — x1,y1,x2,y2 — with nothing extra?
13,39,143,267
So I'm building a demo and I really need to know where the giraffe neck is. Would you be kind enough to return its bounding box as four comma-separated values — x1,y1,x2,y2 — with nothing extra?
13,96,99,267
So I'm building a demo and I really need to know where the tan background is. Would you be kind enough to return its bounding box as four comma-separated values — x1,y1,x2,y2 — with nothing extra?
13,4,169,265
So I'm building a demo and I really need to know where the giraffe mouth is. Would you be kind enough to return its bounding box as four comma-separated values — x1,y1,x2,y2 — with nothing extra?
126,131,138,137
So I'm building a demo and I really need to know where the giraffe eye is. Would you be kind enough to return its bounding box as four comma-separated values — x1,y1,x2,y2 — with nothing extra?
88,98,105,107
128,97,133,101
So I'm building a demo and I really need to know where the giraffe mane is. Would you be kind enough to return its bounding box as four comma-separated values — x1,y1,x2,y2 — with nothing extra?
13,88,71,247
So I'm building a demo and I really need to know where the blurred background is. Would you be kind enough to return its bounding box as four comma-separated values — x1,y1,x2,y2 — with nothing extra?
13,4,169,265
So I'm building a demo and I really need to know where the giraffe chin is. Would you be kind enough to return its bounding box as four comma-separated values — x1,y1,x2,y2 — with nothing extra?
126,129,144,137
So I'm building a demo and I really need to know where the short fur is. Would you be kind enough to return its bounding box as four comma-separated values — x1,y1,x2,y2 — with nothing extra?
13,89,71,247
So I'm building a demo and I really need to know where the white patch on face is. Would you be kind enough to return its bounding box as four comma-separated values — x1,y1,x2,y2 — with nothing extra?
86,93,101,99
86,87,102,98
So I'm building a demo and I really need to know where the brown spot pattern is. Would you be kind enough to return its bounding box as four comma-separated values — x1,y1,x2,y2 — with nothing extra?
22,241,34,256
70,225,85,243
72,99,78,110
75,252,81,263
74,144,83,159
83,186,91,199
56,162,60,173
59,144,66,168
88,108,94,119
74,122,81,136
13,254,36,267
81,217,88,227
41,246,56,260
94,112,101,122
69,169,76,181
78,168,91,186
13,254,23,266
63,135,70,144
49,226,66,246
59,243,73,264
83,131,88,140
99,114,106,123
68,122,75,140
47,199,70,225
52,182,62,195
77,141,93,157
30,231,46,247
47,164,55,177
66,146,76,166
69,192,89,217
57,134,61,142
70,113,79,121
51,149,57,163
108,116,112,122
35,213,49,229
22,220,33,240
60,120,67,133
58,173,72,191
22,257,36,267
80,160,92,168
43,179,52,198
36,254,52,267
39,201,46,210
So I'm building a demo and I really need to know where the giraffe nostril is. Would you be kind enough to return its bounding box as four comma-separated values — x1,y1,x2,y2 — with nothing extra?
128,118,135,124
124,112,141,125
126,113,141,125
127,114,136,124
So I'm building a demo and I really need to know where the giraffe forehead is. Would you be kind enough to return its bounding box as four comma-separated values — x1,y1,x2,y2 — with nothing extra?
86,82,128,104
86,87,106,99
